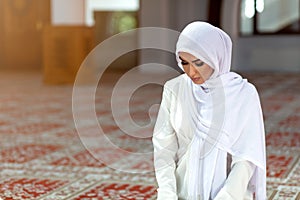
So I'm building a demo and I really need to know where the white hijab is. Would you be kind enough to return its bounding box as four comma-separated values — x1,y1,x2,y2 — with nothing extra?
175,21,266,200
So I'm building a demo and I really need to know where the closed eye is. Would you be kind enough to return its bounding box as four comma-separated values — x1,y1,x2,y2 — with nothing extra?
194,61,204,67
181,61,189,65
179,56,189,66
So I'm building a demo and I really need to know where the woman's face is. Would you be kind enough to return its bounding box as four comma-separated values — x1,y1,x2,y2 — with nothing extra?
178,52,214,84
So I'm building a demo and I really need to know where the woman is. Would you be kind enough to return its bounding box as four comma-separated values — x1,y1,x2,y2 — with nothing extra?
152,21,266,200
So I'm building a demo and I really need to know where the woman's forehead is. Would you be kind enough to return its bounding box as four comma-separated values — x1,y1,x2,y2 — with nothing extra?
178,52,199,61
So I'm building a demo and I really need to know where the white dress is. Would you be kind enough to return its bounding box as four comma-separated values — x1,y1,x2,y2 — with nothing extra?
153,74,260,200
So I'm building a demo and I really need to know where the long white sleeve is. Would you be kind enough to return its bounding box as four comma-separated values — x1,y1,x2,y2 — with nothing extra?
152,85,179,200
214,156,255,200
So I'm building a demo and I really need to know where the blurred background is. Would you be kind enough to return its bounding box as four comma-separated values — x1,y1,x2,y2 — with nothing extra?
0,0,299,83
0,1,299,199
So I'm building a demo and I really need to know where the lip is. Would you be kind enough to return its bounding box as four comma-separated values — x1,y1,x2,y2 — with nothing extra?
191,77,201,82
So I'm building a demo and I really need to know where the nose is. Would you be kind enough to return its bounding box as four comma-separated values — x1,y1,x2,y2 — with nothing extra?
185,64,198,77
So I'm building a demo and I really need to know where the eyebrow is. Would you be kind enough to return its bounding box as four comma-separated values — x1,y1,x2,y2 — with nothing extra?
192,59,201,63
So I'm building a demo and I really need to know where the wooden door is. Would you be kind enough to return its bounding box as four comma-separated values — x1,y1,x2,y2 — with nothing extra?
0,0,50,69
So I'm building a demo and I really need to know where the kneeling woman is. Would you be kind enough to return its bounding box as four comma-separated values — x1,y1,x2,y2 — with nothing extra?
153,22,266,200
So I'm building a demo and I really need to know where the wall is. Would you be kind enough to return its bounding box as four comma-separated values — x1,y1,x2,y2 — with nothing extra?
139,0,300,73
138,0,208,73
51,0,139,26
236,36,300,72
221,0,240,71
50,0,300,72
50,0,210,73
139,0,208,33
222,0,300,72
51,0,85,25
85,0,139,26
258,0,299,32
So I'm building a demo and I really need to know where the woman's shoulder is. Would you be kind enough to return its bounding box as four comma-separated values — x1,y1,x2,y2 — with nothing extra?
239,78,261,101
243,81,257,93
230,72,258,94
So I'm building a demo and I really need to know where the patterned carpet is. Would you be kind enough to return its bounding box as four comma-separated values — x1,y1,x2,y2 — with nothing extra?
0,70,299,200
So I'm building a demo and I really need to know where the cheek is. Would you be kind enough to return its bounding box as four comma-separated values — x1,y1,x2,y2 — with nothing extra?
182,66,188,73
206,68,214,76
208,68,214,76
197,68,207,75
198,67,213,77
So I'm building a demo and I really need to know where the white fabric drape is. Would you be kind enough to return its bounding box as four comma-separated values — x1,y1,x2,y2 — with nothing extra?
174,21,266,200
153,74,265,199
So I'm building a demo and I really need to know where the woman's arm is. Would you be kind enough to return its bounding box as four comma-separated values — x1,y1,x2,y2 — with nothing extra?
153,85,179,199
214,156,255,200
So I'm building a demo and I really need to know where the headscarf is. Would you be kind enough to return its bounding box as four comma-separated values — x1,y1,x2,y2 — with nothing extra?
175,21,266,200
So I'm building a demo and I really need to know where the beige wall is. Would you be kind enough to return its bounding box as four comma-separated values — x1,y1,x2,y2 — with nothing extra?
51,0,85,25
49,0,300,72
138,0,208,73
222,0,300,72
139,0,300,73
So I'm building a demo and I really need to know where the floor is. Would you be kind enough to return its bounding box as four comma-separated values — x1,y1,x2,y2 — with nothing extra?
0,70,299,200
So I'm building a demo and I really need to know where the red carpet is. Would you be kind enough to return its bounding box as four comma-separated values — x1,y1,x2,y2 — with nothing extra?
0,71,299,199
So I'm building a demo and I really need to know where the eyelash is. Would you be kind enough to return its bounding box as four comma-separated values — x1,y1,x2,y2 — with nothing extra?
195,61,204,67
181,61,189,65
181,61,204,67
